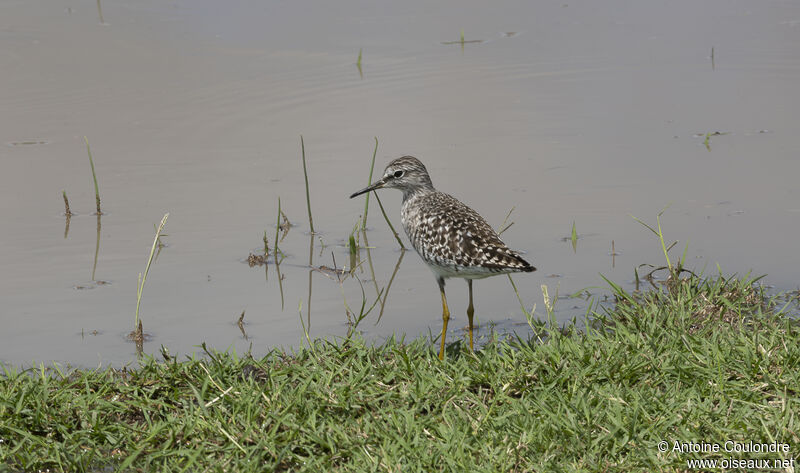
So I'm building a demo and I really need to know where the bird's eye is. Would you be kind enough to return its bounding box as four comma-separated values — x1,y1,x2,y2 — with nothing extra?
393,170,404,178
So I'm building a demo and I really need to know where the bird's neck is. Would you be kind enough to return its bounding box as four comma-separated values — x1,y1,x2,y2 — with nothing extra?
401,185,435,204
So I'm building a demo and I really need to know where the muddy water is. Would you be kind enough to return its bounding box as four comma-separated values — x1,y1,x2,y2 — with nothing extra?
1,0,798,366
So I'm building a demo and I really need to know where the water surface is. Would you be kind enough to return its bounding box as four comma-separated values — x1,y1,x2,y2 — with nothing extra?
1,0,798,366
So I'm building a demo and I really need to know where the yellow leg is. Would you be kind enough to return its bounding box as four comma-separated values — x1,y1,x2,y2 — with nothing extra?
438,278,450,360
467,280,475,352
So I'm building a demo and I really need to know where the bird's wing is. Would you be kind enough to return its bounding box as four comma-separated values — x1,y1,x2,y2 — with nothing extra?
410,193,533,272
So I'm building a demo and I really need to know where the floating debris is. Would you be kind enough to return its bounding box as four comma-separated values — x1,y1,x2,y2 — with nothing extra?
7,140,48,146
313,265,349,280
247,253,268,267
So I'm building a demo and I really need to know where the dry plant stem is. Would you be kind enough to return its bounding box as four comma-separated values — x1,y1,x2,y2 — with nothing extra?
63,191,72,239
374,193,405,249
300,136,314,233
62,191,72,216
84,137,102,215
362,137,379,231
135,213,169,329
497,206,515,236
134,319,143,357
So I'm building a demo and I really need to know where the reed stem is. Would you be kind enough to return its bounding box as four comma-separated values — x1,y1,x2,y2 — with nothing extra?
300,136,314,233
62,191,73,216
84,137,102,215
361,137,379,231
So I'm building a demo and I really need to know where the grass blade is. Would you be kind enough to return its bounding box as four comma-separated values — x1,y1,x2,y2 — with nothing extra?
84,136,102,215
361,137,378,231
300,136,314,233
571,221,578,252
135,213,169,329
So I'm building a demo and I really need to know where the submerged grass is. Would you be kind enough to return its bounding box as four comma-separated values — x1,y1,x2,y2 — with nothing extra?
2,268,798,472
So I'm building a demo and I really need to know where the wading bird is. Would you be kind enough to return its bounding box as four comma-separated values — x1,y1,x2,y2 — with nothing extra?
350,156,535,359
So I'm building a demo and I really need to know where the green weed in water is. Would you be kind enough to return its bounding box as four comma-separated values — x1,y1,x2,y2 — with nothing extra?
571,220,578,252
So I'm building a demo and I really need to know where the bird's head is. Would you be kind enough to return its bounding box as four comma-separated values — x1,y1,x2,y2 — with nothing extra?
350,156,434,199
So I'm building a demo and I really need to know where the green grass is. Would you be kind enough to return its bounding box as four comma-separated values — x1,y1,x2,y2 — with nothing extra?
2,269,798,472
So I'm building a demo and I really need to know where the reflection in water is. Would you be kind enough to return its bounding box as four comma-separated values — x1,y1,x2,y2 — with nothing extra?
362,230,380,302
374,193,405,249
356,48,363,80
268,230,269,282
261,225,407,338
324,249,384,337
711,47,715,71
92,214,101,281
376,249,406,324
62,191,73,239
2,0,799,367
611,241,618,269
274,199,286,310
237,310,248,340
361,230,407,323
274,240,285,310
305,231,314,333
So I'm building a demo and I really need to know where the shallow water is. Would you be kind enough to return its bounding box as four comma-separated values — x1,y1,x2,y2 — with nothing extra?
1,0,798,366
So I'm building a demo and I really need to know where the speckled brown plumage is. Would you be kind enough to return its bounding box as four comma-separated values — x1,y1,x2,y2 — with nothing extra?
352,155,535,280
401,190,534,278
350,155,536,359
